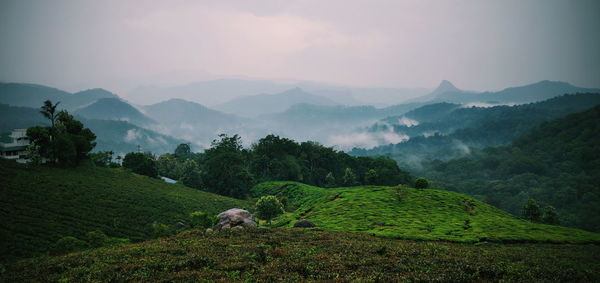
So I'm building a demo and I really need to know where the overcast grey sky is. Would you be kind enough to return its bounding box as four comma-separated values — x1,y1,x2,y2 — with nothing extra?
1,0,599,93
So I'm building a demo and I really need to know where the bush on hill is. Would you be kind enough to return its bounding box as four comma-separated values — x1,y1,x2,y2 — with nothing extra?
122,152,158,178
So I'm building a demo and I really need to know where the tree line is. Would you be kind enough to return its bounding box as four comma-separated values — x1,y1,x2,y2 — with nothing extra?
118,134,413,198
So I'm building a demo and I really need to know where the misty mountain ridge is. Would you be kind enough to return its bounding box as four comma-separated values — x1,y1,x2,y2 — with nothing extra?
432,80,600,104
405,80,470,103
62,88,119,110
262,102,425,129
0,103,185,155
352,92,600,166
126,78,294,106
144,98,241,125
2,79,599,155
126,78,431,107
215,87,339,117
0,83,117,111
81,118,187,155
142,98,256,148
430,80,461,98
74,97,156,127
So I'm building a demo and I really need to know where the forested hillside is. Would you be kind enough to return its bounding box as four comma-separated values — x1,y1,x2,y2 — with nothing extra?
352,93,600,167
420,106,600,231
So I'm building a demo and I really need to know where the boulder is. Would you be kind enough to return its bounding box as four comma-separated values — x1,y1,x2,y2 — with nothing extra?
213,208,257,230
294,220,316,228
175,222,187,230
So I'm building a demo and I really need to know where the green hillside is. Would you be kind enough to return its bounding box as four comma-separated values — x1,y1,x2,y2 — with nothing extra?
354,93,600,165
422,105,600,231
3,229,599,282
252,182,600,243
0,159,250,262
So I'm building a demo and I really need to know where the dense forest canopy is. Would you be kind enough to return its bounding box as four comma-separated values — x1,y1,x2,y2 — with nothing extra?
419,106,600,231
139,134,413,198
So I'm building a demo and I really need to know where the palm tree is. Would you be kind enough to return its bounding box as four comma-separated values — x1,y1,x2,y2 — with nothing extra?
40,100,60,128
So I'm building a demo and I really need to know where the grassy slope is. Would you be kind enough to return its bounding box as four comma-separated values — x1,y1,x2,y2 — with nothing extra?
3,228,599,282
0,159,250,261
252,181,600,243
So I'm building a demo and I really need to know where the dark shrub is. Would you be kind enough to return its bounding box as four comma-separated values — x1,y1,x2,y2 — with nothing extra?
414,177,430,189
294,220,316,228
53,236,88,254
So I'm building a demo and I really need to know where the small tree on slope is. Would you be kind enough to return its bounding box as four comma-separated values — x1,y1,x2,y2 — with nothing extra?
256,195,284,224
523,198,542,222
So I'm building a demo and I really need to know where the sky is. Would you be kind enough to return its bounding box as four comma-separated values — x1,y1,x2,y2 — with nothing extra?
1,0,599,94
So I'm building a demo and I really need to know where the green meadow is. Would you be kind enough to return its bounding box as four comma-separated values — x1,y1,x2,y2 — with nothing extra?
252,181,600,243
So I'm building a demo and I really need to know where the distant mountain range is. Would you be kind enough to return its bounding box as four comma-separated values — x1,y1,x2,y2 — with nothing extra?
215,87,339,117
126,79,293,106
410,80,600,105
125,78,430,107
0,102,184,155
1,80,599,155
262,102,425,130
75,98,156,127
406,80,468,103
352,92,600,167
80,118,187,154
143,98,251,147
0,83,117,110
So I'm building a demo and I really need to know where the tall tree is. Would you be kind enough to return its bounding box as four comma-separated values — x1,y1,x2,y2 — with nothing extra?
174,143,192,159
203,134,254,198
40,100,60,129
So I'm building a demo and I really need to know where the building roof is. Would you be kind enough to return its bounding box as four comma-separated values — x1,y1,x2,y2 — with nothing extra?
0,145,27,152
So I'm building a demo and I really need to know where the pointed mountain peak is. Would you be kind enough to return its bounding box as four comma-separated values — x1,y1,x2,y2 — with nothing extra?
435,80,459,92
427,80,461,98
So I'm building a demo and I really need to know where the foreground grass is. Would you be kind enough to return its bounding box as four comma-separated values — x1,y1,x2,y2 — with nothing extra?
253,182,600,243
3,228,599,282
0,159,250,262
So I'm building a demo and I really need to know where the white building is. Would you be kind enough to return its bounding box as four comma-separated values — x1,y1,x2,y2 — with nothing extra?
0,129,30,163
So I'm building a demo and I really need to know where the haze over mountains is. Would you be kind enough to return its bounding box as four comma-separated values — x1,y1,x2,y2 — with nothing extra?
352,93,600,163
126,78,430,107
0,83,118,111
216,87,339,117
415,80,600,105
75,98,156,127
1,79,598,155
